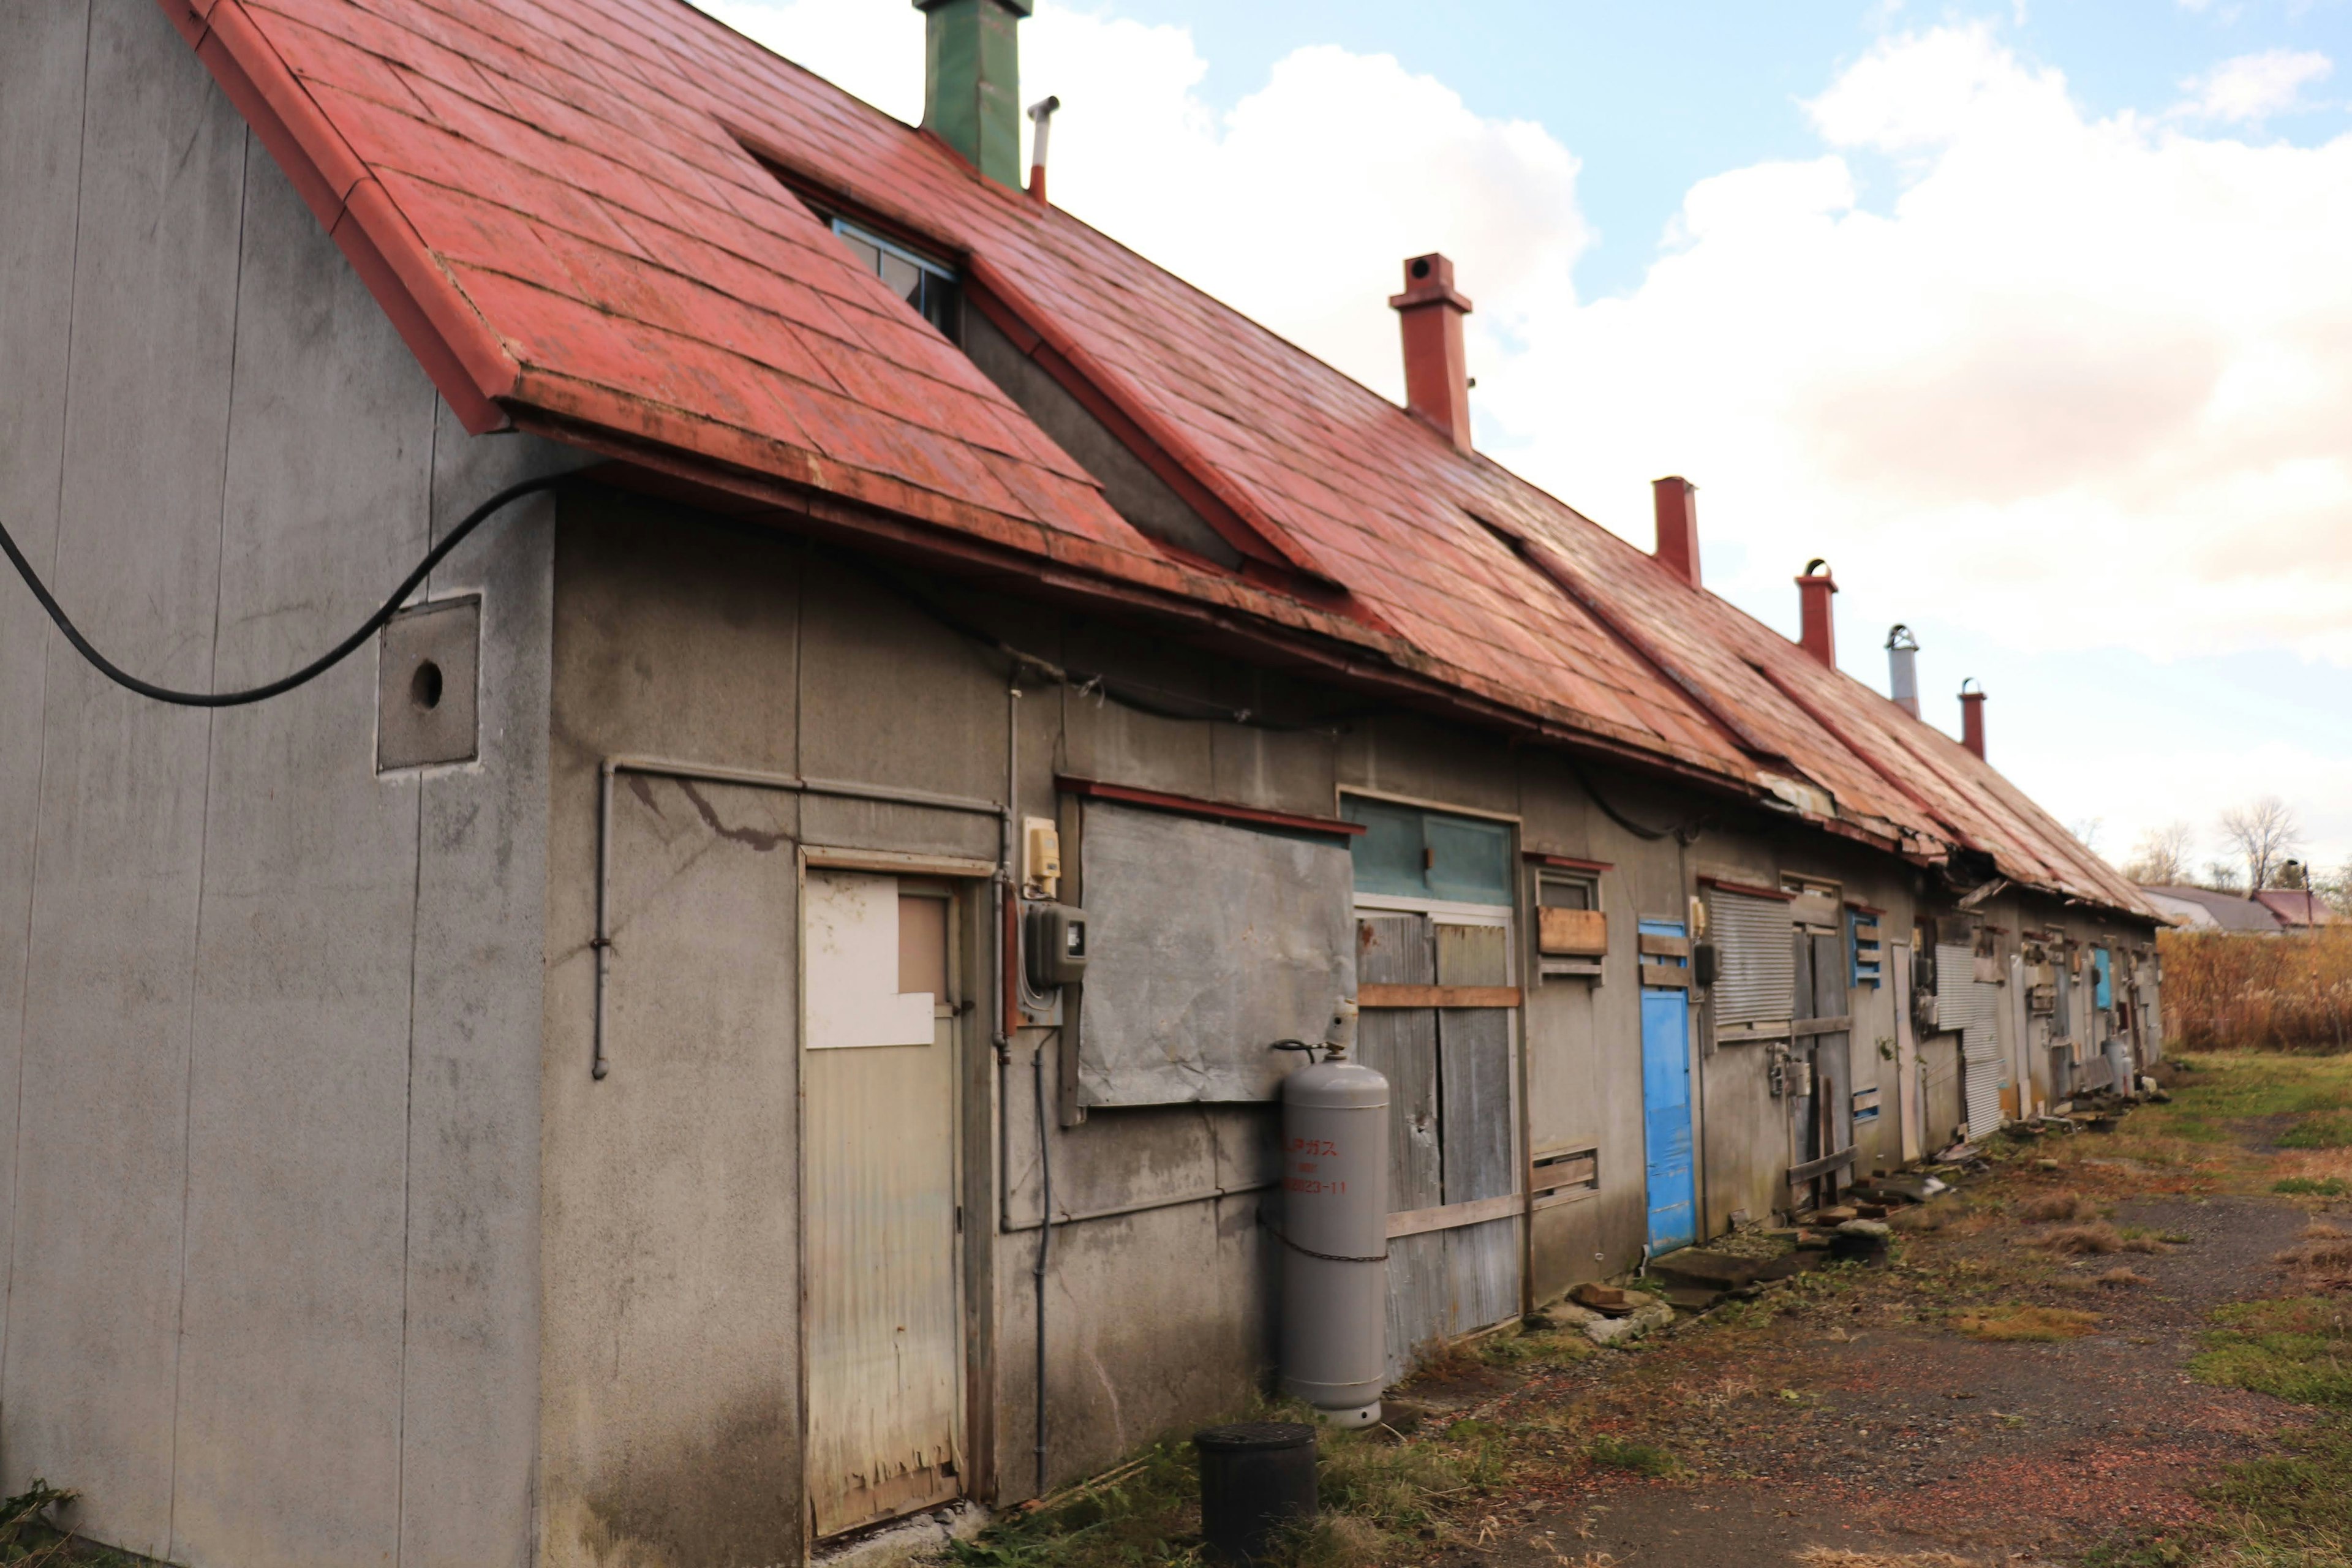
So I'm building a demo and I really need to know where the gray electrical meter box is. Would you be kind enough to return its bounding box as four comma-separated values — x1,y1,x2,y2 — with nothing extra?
1024,903,1088,990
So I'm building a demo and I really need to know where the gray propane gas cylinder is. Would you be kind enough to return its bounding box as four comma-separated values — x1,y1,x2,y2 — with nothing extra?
1278,1033,1389,1428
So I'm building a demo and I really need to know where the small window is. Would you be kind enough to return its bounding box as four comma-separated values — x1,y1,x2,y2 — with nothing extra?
830,218,960,339
1534,870,1605,981
1848,906,1883,989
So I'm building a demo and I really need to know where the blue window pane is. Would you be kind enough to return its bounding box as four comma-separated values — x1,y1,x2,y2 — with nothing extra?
1344,798,1427,899
1424,814,1510,905
1343,798,1513,905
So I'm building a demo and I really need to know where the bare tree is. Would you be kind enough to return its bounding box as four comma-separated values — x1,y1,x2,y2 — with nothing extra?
2122,820,2195,885
2070,816,2106,856
2218,796,2304,892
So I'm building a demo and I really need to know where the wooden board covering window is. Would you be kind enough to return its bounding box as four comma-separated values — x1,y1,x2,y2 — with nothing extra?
1537,907,1607,957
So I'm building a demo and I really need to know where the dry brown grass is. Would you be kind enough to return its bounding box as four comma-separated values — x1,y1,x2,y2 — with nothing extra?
2017,1191,2098,1223
2163,927,2352,1053
2036,1222,2125,1254
1793,1547,1986,1567
2275,1223,2352,1291
2095,1267,2153,1287
1954,1305,2105,1342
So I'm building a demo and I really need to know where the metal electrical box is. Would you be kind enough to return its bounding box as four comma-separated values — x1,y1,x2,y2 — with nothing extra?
1023,903,1088,990
377,597,480,771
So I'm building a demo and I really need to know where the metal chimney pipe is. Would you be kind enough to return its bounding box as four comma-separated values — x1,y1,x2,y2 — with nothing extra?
1795,559,1838,669
1885,624,1920,718
1026,95,1060,203
1959,679,1986,760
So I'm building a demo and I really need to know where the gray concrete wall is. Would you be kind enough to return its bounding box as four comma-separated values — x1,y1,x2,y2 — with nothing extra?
537,492,2162,1545
0,1,567,1562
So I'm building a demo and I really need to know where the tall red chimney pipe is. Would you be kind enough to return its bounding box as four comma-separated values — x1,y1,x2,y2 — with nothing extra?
1959,679,1986,760
1389,254,1474,450
1653,477,1700,588
1795,559,1838,668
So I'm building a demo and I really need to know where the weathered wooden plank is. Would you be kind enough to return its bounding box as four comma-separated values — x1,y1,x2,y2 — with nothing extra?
1357,1006,1441,1212
1537,906,1608,957
1440,1008,1513,1205
1637,932,1691,958
1386,1191,1522,1238
1359,984,1522,1009
1442,1216,1521,1341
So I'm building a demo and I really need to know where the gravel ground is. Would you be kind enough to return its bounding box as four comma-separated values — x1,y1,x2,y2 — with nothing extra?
1406,1193,2318,1568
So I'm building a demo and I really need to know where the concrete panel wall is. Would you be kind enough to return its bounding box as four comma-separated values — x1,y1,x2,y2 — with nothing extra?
537,507,2158,1534
539,503,813,1568
0,2,564,1562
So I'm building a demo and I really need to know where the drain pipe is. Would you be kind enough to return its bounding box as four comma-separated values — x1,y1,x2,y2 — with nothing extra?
998,674,1053,1497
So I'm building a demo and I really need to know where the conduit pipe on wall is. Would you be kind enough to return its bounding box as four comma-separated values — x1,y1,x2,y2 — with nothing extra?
589,754,1005,1080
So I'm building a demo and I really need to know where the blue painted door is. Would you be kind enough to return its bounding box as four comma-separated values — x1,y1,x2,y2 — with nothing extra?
1639,919,1697,1255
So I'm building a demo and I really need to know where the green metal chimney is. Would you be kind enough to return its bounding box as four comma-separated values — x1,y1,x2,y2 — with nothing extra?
916,0,1033,189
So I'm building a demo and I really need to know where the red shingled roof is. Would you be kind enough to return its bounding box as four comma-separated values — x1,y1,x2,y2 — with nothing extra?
160,0,2151,918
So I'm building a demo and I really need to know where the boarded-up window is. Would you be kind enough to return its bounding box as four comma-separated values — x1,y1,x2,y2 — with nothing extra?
1074,802,1355,1106
1936,940,2004,1135
1708,886,1795,1029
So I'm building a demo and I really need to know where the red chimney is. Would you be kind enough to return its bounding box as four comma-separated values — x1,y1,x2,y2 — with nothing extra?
1959,680,1986,760
1389,253,1473,450
1653,477,1700,588
1795,559,1837,668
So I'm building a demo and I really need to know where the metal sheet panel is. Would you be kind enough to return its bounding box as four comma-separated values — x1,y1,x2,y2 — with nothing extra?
1076,802,1354,1105
1710,890,1795,1025
804,873,960,1539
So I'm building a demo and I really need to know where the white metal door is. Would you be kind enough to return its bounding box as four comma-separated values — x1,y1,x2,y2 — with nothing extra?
802,870,961,1539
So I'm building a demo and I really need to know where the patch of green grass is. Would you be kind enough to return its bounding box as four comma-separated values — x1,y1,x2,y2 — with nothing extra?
1585,1436,1676,1476
2202,1417,2352,1567
2279,1116,2352,1150
2192,1298,2352,1409
2274,1177,2352,1197
1479,1319,1594,1370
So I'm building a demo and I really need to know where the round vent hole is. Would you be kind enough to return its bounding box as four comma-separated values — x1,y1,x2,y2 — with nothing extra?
411,660,444,712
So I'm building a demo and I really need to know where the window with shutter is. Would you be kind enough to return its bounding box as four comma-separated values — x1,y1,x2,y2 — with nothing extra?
1707,884,1796,1038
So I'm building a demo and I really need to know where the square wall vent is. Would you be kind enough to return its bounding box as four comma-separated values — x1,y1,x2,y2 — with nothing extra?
378,597,479,771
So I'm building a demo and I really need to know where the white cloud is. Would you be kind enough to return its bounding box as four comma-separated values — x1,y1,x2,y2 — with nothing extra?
2176,47,2334,123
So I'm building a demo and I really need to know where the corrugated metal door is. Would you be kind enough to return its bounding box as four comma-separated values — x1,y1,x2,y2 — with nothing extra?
1709,889,1795,1027
803,871,961,1539
1936,942,2003,1139
1639,919,1695,1254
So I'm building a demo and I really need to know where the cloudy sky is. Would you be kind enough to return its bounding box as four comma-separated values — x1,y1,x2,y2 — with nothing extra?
701,0,2352,885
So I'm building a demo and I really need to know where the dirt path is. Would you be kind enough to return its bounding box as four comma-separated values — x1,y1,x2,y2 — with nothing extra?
1408,1193,2320,1568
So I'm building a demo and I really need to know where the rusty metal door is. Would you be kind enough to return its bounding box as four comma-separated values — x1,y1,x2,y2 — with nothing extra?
802,869,962,1539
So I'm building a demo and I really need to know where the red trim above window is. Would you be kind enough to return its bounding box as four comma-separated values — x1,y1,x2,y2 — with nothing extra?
1056,776,1366,839
1699,876,1795,901
1845,901,1888,916
1523,851,1613,873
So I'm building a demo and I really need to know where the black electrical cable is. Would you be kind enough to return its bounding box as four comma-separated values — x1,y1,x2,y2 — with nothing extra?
1565,756,1707,845
0,472,569,708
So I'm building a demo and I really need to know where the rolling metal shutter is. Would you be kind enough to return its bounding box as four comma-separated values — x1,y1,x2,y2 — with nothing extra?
1710,889,1795,1027
1936,942,2005,1137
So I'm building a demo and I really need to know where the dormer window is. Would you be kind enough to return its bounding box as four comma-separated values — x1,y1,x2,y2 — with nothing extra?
831,219,960,339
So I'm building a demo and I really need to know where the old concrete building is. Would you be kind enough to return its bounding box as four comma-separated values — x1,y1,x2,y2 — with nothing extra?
0,0,2161,1564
